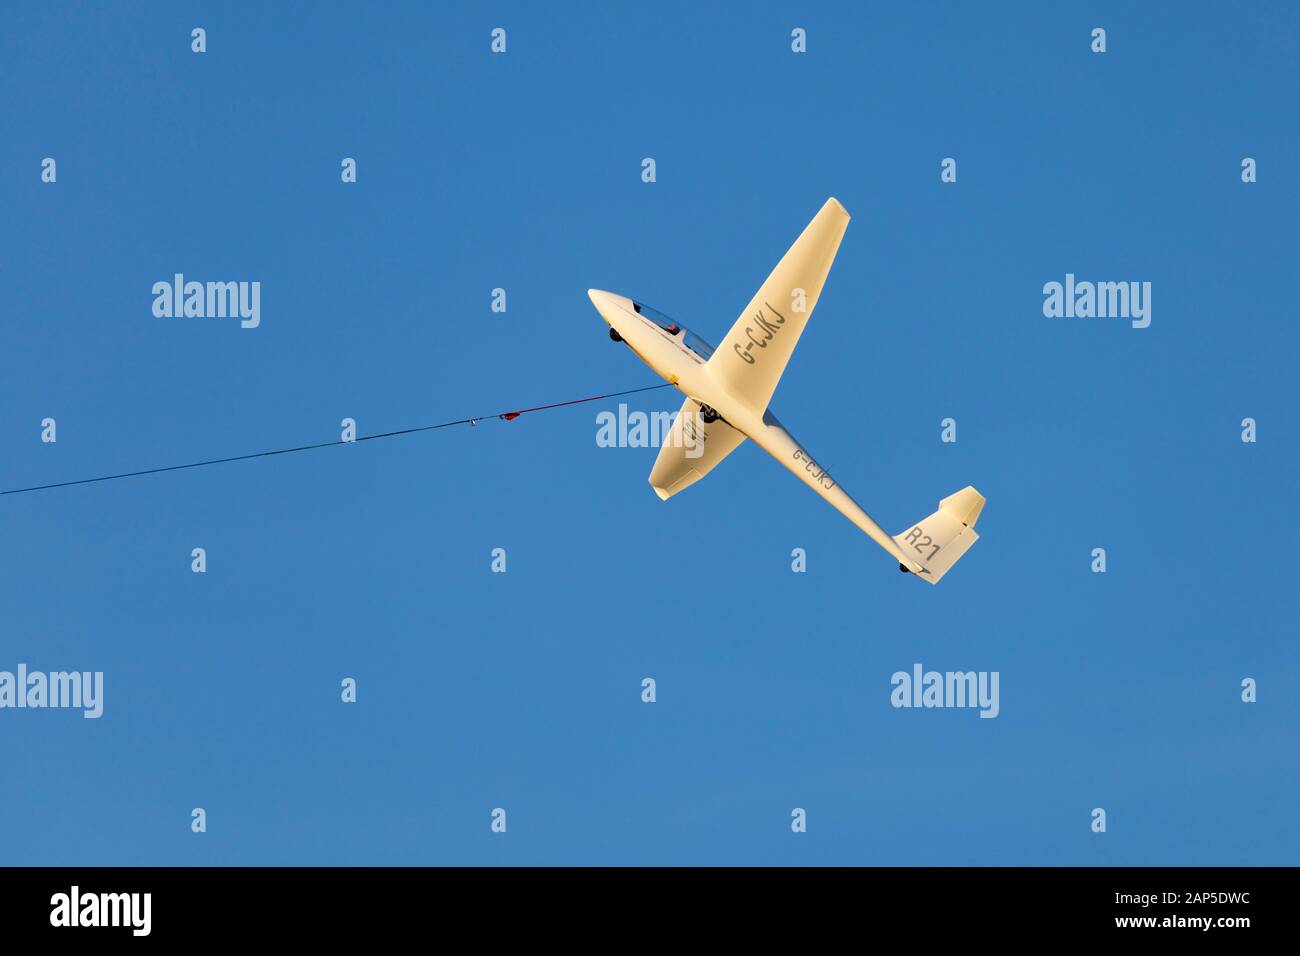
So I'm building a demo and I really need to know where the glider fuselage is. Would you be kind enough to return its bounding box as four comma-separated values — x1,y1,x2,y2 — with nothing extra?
588,289,922,571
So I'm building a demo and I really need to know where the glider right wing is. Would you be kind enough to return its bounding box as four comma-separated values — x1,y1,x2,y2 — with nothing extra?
648,397,746,500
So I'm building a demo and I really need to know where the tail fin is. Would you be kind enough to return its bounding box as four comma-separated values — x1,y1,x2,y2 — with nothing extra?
894,487,986,585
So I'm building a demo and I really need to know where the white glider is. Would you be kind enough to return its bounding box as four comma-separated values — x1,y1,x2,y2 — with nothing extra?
588,197,985,584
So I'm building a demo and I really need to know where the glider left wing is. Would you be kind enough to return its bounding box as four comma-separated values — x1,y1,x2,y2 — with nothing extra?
648,397,746,500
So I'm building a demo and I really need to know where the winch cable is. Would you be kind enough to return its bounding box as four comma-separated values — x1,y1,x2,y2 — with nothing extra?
2,382,674,496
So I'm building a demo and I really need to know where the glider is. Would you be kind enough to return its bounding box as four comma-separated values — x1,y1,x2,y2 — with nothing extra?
588,197,986,584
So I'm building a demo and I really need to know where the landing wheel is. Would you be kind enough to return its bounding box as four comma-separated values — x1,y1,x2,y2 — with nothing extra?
700,404,720,424
899,563,911,574
608,328,624,342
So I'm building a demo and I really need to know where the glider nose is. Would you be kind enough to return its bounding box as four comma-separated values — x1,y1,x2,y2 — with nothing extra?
587,288,615,313
587,289,631,326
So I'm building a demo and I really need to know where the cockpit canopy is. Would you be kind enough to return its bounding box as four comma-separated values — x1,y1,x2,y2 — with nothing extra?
632,300,715,360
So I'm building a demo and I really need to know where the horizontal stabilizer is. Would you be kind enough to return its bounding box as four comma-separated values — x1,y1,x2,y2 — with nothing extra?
894,486,986,585
939,486,985,528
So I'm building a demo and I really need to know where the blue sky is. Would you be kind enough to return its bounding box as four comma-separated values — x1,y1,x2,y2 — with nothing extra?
1,1,1296,865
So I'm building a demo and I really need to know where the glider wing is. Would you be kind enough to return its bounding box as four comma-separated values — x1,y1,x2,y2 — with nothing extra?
709,197,851,414
648,397,746,500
